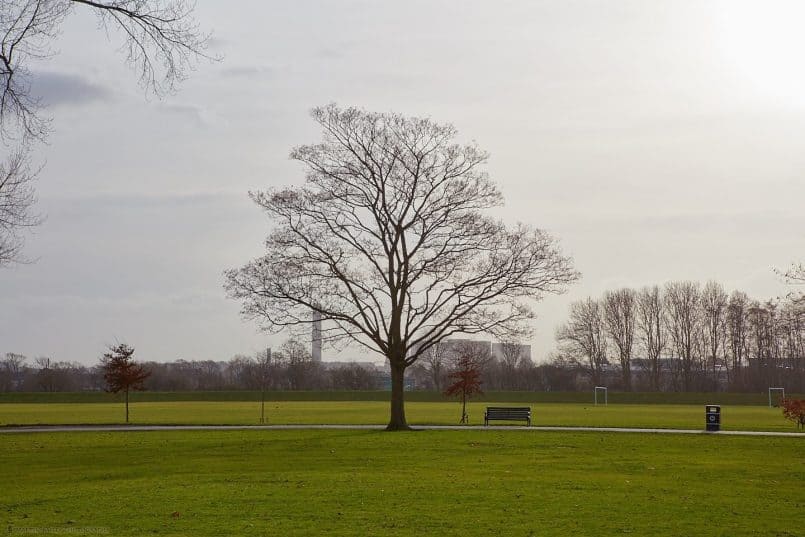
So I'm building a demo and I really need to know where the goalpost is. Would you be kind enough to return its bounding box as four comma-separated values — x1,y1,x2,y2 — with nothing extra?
594,386,608,406
769,387,785,407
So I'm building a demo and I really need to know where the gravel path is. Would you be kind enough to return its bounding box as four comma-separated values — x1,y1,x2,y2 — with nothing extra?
1,424,803,437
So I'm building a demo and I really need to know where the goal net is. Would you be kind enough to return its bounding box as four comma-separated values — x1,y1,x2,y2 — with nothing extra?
594,386,608,406
769,387,785,407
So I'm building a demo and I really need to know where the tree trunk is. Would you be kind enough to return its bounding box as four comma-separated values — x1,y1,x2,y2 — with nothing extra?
261,388,266,424
125,389,129,424
386,362,410,431
622,364,631,392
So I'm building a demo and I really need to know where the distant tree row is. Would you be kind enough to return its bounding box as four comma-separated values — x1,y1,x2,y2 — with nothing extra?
0,339,381,393
407,340,573,392
554,281,805,392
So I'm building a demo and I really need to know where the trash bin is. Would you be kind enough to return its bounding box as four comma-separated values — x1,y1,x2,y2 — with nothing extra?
705,405,721,432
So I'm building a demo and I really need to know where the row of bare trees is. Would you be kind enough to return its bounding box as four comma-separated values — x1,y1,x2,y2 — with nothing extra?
408,339,573,392
0,340,381,393
555,281,805,392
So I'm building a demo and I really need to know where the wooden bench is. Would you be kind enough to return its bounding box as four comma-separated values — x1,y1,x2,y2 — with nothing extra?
484,406,531,426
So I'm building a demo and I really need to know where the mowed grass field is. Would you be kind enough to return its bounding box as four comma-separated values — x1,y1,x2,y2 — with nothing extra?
0,400,799,431
2,429,803,536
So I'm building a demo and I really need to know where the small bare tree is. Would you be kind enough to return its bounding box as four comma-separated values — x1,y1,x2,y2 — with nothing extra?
101,343,150,423
444,354,484,425
226,105,579,430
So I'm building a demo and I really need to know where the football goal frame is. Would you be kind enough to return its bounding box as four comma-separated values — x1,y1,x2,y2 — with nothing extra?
769,387,785,407
594,386,608,406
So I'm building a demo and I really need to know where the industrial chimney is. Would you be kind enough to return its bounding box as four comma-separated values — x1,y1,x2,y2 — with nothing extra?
311,311,322,362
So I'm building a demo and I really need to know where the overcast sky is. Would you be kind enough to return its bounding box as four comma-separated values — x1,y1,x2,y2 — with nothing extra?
1,0,803,365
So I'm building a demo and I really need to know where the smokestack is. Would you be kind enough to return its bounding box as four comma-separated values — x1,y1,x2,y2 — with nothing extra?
312,311,322,362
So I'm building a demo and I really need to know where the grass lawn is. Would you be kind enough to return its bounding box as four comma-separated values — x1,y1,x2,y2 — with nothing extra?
0,401,798,431
2,429,803,536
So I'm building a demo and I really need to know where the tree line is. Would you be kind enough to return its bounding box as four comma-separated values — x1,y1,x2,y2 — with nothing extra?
406,340,575,393
0,339,381,393
554,281,805,392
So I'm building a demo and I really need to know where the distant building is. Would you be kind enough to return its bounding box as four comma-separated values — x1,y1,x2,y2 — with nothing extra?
434,339,532,363
490,342,532,363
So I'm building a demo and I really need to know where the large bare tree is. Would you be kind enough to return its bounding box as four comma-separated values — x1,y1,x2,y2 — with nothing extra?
0,0,215,265
701,280,728,388
0,150,39,266
726,290,750,388
225,105,579,430
664,281,702,391
1,0,214,142
636,285,666,391
603,288,636,391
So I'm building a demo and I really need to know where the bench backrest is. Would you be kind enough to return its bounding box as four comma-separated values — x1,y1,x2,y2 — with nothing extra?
485,406,531,419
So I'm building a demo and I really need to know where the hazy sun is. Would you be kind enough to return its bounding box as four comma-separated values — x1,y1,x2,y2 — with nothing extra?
716,0,805,105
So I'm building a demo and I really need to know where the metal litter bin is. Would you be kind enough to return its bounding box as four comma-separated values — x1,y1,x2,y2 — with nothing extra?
705,405,721,432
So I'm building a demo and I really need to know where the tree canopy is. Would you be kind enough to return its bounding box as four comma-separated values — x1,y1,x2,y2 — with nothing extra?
226,105,579,429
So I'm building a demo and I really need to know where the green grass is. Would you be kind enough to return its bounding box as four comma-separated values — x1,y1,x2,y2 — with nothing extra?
0,401,799,431
1,429,802,536
2,390,800,404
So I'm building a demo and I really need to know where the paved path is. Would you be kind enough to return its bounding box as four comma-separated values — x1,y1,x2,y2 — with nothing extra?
1,424,803,437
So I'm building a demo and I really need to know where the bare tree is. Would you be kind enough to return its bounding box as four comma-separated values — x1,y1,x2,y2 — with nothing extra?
33,355,55,391
556,298,608,387
225,105,579,430
498,340,525,389
701,280,728,388
746,300,781,390
278,338,320,391
726,290,750,389
0,0,216,264
255,348,272,424
636,285,666,391
0,352,27,391
0,150,39,266
664,281,702,391
420,340,451,391
603,288,636,391
449,340,492,370
1,0,215,142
